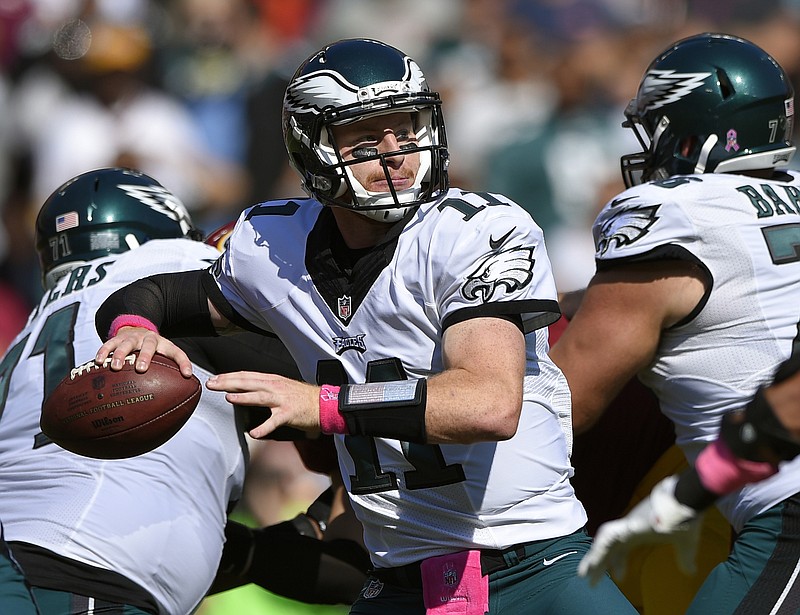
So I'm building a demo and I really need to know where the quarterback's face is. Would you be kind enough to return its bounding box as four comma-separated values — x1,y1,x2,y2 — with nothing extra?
331,112,421,194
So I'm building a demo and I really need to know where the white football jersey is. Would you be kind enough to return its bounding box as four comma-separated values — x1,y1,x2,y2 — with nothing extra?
211,188,586,568
593,170,800,531
0,239,246,615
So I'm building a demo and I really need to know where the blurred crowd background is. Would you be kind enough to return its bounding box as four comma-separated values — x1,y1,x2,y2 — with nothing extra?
2,1,800,613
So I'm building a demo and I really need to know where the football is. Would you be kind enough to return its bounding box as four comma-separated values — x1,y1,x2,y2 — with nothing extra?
41,353,201,459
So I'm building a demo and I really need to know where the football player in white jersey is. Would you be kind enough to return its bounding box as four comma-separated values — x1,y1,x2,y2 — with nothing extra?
93,38,637,614
0,168,368,614
550,33,800,613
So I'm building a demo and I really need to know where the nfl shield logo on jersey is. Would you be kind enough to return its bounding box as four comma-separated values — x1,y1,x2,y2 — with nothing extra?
338,295,352,320
362,578,383,599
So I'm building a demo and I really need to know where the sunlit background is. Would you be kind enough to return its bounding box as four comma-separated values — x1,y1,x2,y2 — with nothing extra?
1,1,799,612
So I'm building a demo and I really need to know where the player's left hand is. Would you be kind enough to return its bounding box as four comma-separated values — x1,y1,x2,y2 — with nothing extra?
206,372,320,438
578,474,702,586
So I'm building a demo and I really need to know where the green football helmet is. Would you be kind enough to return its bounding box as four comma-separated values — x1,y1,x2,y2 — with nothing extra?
621,33,796,187
35,167,203,290
282,38,449,223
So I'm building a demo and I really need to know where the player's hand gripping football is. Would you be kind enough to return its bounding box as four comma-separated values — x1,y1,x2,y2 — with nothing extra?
578,474,702,586
206,371,321,439
95,326,194,378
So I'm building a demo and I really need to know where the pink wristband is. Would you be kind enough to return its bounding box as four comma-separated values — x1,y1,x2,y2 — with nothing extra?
108,314,159,339
319,385,348,435
695,439,778,496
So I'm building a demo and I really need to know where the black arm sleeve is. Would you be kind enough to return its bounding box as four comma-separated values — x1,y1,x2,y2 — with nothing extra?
719,386,800,463
95,270,216,340
773,352,800,384
210,519,369,604
200,269,270,334
673,467,719,512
